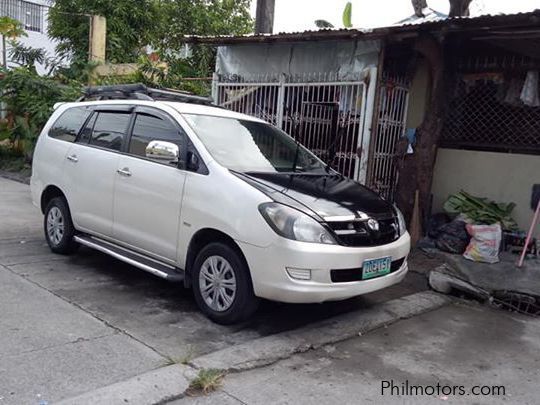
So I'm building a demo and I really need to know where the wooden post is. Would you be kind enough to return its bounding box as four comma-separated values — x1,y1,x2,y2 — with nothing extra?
88,15,106,85
88,15,106,63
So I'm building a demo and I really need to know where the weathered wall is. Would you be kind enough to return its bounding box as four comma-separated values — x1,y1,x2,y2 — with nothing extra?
431,148,540,237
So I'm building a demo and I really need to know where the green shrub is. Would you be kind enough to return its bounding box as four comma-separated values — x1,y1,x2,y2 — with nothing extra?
0,66,82,159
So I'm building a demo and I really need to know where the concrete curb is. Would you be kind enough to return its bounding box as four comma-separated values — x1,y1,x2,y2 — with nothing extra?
56,364,192,405
56,291,450,405
191,291,452,372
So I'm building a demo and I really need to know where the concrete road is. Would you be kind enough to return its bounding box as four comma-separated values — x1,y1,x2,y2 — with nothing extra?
0,177,427,404
171,301,540,405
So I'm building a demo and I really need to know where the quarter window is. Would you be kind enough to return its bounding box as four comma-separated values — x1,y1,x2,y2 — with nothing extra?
90,112,131,151
128,113,184,158
48,107,91,143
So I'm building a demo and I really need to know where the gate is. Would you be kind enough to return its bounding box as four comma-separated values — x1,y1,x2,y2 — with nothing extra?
213,73,367,180
366,74,410,201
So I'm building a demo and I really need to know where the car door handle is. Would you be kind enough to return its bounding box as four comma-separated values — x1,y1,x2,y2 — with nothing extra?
117,168,132,177
66,154,78,162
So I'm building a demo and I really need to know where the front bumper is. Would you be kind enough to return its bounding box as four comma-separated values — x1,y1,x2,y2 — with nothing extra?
238,232,411,303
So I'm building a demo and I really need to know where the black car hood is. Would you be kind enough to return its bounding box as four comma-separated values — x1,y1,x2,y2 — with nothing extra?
235,171,394,220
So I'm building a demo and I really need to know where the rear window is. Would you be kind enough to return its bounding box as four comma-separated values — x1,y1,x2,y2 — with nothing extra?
48,107,91,142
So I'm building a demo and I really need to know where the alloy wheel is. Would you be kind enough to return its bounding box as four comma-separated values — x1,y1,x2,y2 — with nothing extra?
46,206,64,246
199,255,237,312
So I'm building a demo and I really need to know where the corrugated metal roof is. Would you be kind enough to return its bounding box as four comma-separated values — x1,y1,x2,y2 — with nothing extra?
183,9,540,45
394,7,448,26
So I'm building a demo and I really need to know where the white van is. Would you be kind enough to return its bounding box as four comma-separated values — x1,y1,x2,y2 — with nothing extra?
31,84,410,324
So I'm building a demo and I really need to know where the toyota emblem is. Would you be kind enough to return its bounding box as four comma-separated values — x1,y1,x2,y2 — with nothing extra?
367,218,379,232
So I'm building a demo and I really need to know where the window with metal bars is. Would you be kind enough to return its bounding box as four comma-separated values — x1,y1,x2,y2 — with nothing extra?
1,0,46,33
441,72,540,155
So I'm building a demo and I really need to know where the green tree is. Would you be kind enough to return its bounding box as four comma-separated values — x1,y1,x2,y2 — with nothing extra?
154,0,253,51
48,0,253,83
48,0,252,64
0,16,26,67
154,0,253,87
48,0,160,64
0,16,25,39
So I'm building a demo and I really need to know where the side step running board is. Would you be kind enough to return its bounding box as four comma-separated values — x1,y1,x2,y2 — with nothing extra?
74,235,184,282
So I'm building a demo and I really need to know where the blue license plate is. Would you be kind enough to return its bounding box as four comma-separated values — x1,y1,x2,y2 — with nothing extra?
362,256,392,280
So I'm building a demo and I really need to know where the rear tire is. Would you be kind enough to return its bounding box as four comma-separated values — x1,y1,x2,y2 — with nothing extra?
44,197,78,254
192,242,259,324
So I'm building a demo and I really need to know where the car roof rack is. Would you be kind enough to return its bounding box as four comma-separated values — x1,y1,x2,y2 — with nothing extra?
80,83,214,105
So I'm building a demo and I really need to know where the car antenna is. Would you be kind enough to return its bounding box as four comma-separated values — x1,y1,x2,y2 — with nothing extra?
291,137,301,173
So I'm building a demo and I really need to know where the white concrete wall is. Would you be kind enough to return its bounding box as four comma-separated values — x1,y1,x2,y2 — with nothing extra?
432,148,540,238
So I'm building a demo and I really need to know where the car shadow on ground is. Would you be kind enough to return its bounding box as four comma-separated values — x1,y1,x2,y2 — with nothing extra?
3,239,427,361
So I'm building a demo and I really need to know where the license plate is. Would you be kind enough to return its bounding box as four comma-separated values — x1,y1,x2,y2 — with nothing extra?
362,256,392,280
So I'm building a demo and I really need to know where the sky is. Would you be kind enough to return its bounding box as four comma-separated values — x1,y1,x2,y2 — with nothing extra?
250,0,540,32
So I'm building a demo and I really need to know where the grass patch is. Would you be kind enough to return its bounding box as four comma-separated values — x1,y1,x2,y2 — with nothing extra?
163,345,196,367
178,345,196,365
186,368,225,396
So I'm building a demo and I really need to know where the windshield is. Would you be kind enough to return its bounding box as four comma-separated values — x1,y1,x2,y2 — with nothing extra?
183,114,326,173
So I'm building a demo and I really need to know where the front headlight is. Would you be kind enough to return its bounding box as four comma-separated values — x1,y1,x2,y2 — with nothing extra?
394,205,407,236
259,203,336,244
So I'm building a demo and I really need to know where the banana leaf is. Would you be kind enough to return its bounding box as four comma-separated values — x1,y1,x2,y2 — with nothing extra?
443,190,518,231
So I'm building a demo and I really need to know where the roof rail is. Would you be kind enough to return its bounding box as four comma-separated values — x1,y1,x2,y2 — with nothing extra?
81,83,214,105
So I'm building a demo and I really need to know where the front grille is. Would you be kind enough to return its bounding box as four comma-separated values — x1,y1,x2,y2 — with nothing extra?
330,257,406,283
326,216,399,247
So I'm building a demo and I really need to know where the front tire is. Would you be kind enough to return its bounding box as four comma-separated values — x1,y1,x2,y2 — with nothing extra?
44,197,78,254
192,242,259,324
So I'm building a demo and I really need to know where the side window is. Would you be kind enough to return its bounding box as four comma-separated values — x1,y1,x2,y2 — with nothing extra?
128,113,185,158
48,107,91,142
89,112,131,151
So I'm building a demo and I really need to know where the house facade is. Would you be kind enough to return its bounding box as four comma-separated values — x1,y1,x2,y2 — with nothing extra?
187,10,540,237
1,0,56,73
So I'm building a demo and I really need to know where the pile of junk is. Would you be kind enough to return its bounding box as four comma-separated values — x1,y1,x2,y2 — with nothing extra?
419,186,540,317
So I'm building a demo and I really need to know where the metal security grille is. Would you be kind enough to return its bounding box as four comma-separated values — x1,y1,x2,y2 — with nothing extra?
442,77,540,154
1,0,46,33
366,75,410,201
214,73,367,179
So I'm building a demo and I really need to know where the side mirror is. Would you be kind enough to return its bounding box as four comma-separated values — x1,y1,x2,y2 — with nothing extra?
145,140,179,165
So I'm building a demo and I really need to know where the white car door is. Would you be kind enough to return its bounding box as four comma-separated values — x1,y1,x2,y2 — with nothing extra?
112,106,187,262
64,106,132,237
